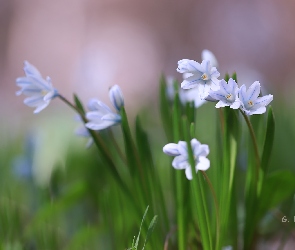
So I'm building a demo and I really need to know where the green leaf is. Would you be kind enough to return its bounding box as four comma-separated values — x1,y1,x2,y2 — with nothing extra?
120,107,141,177
261,106,275,175
224,73,230,82
159,75,173,141
24,181,87,236
182,117,212,250
231,72,237,82
173,92,182,141
142,215,158,250
135,206,149,248
64,226,100,250
73,93,85,114
258,170,295,219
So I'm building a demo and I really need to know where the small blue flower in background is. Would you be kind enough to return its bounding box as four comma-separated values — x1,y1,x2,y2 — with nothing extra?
109,84,124,111
85,99,121,131
165,76,206,108
13,133,36,180
209,78,240,109
163,139,210,180
201,49,219,68
239,81,273,115
16,61,58,113
177,59,220,99
75,115,93,148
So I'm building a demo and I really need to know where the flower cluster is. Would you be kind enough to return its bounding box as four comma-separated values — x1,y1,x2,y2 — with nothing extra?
177,50,273,115
163,139,210,180
16,61,58,113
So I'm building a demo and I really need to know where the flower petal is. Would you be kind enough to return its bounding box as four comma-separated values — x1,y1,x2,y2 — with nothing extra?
163,143,180,156
246,81,261,101
24,95,45,107
85,120,116,130
185,167,193,180
172,155,189,169
109,85,124,111
196,156,210,171
33,102,50,113
177,59,202,73
23,61,42,78
202,49,218,68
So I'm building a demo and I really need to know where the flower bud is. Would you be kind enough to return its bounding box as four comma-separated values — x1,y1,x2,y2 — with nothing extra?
109,85,124,111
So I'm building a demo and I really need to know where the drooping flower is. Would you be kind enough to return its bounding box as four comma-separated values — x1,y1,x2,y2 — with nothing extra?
16,61,58,113
109,84,124,111
239,81,273,115
209,78,240,109
201,49,218,68
177,59,220,99
163,139,210,180
85,99,121,130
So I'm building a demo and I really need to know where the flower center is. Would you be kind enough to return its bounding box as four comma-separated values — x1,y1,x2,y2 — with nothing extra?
41,89,49,96
201,73,209,81
247,100,254,107
226,93,234,101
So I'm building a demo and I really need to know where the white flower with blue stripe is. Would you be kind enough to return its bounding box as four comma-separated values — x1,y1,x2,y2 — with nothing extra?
16,61,58,113
239,81,273,115
177,59,220,99
85,98,121,131
209,78,240,109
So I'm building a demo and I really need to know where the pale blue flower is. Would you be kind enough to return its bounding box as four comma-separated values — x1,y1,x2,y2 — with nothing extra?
222,246,232,250
75,115,93,148
202,49,218,68
109,84,124,111
165,76,206,108
16,61,58,113
163,139,210,180
13,133,36,180
85,99,121,130
177,59,220,99
239,81,273,115
209,78,240,109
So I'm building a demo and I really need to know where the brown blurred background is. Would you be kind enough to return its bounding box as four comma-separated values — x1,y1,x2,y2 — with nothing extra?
1,0,295,122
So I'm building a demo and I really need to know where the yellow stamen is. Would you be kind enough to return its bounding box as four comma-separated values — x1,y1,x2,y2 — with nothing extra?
201,73,209,81
248,100,253,106
226,94,232,100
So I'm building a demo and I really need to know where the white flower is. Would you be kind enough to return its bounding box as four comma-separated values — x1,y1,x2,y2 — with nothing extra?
109,84,124,111
177,59,220,99
165,76,206,108
85,99,121,130
209,78,240,109
239,81,273,115
222,246,232,250
180,88,207,108
201,49,218,68
163,139,210,180
16,61,58,113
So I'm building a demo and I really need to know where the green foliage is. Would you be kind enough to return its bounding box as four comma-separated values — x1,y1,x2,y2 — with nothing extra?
127,206,158,250
4,72,295,250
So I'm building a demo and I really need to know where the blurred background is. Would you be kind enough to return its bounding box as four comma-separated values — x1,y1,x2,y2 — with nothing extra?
1,0,295,249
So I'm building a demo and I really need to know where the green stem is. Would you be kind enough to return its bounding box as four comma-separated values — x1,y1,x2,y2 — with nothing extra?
202,171,220,250
173,93,186,250
183,118,212,250
108,128,127,164
239,109,260,181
